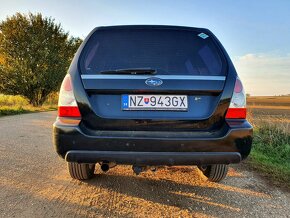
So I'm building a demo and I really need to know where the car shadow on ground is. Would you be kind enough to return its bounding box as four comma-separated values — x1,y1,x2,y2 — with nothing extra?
0,165,274,217
82,166,271,216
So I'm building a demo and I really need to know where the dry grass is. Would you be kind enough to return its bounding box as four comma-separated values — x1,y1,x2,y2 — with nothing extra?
247,96,290,132
0,94,29,107
247,96,290,107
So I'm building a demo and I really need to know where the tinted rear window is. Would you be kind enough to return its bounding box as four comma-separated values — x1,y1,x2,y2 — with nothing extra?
80,28,226,75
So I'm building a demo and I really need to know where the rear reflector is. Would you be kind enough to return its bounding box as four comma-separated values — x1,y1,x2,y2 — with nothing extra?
58,106,81,117
225,108,246,119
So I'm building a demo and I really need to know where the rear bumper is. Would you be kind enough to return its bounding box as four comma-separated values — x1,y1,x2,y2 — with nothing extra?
53,119,253,165
66,151,241,165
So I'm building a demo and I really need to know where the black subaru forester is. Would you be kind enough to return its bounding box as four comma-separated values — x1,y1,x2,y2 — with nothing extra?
53,25,253,182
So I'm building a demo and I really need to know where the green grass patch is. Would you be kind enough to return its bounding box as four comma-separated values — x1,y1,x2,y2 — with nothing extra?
249,123,290,187
0,105,57,116
0,106,29,116
0,94,57,117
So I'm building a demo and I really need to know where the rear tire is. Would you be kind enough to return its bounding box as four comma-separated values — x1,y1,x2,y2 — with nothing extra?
68,162,95,180
198,164,228,182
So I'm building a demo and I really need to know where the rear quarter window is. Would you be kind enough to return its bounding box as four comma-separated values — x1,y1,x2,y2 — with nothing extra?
80,28,226,76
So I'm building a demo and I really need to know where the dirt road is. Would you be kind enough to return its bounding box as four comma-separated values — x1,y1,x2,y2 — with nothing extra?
0,112,289,217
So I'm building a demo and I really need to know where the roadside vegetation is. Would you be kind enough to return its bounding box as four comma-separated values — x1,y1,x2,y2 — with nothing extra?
251,123,290,187
0,12,81,116
0,93,58,116
0,13,81,106
247,99,290,188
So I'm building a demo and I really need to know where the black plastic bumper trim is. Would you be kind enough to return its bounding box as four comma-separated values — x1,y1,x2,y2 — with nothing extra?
65,151,242,165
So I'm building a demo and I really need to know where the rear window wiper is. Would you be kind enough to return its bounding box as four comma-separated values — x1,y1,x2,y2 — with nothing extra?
98,68,156,75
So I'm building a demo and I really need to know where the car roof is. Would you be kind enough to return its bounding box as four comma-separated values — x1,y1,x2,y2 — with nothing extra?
93,25,210,33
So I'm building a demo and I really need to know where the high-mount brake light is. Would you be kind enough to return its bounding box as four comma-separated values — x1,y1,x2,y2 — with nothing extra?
226,77,247,119
58,74,81,118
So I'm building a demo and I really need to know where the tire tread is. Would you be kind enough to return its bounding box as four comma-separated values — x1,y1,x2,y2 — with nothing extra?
199,164,228,182
68,162,95,180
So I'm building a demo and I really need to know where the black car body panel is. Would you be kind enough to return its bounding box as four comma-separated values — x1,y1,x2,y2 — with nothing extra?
53,25,253,166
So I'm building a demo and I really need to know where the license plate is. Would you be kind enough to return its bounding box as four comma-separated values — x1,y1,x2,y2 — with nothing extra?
122,95,188,111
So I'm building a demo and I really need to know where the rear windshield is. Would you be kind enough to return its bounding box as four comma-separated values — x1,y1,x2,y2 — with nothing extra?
80,28,226,75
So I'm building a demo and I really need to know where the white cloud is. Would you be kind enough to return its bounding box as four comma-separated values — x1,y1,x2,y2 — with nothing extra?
233,53,290,96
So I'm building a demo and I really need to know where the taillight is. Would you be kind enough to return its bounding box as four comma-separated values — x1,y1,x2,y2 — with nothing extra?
58,74,81,118
226,77,246,119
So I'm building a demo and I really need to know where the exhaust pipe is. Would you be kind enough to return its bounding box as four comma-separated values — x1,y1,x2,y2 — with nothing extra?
100,162,117,172
101,163,110,172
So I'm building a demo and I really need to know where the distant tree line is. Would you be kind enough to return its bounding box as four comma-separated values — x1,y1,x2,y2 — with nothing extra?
0,13,82,106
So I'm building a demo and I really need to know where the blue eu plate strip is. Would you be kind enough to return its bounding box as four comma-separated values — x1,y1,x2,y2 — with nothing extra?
122,95,129,109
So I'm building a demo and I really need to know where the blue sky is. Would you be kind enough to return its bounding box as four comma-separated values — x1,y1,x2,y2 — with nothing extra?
1,0,290,95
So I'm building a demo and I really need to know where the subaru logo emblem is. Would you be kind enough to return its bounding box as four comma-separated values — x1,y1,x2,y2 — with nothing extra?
145,77,163,87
